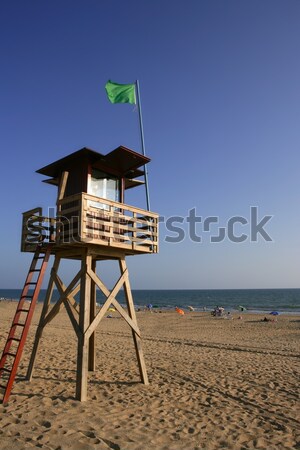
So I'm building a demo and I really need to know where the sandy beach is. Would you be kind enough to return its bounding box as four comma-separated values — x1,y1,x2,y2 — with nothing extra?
0,301,299,449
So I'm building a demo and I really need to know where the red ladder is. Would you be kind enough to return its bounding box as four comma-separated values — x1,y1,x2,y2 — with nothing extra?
0,245,51,404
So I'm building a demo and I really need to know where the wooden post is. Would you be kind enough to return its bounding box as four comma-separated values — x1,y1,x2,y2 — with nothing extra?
119,257,149,385
56,171,69,205
88,259,96,371
76,250,92,401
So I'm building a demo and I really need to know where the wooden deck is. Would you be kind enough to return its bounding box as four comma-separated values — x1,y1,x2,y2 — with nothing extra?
21,194,159,256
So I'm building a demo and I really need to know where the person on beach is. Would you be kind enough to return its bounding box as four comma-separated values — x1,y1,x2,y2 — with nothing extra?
262,316,276,322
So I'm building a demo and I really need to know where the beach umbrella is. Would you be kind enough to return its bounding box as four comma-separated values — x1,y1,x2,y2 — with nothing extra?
270,311,279,315
238,305,246,312
188,305,195,311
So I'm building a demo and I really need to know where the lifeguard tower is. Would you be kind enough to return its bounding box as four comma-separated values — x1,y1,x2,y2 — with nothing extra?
0,146,159,403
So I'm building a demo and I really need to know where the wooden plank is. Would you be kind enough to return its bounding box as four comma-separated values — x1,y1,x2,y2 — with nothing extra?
56,171,69,204
88,259,96,372
56,206,81,216
81,236,153,253
110,298,141,337
63,298,81,338
76,251,92,402
52,270,81,336
119,258,149,385
82,192,159,218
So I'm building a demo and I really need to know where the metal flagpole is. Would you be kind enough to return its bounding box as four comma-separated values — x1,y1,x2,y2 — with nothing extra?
135,80,151,211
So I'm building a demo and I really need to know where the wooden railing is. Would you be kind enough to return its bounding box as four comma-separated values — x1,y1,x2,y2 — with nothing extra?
21,194,159,255
21,208,56,252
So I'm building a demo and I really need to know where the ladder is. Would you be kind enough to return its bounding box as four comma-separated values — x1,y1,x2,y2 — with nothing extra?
0,245,51,404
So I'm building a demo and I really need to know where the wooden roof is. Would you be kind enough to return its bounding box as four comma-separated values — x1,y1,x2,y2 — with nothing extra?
36,146,150,178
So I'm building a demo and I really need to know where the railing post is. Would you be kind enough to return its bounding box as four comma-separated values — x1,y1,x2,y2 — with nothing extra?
50,218,55,242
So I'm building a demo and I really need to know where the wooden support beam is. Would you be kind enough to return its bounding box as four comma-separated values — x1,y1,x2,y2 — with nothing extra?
53,271,81,336
85,265,141,337
76,251,92,402
119,258,149,385
109,298,141,337
42,268,82,328
88,259,96,372
56,171,69,204
63,298,81,338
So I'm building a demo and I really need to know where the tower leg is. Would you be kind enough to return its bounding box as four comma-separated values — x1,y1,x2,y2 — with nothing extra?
119,258,149,385
26,255,60,381
76,251,92,401
88,259,96,372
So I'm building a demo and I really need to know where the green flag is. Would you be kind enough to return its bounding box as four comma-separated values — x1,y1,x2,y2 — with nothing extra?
105,80,136,104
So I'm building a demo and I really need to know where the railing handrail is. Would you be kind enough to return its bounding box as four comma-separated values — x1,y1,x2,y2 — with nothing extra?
58,192,159,219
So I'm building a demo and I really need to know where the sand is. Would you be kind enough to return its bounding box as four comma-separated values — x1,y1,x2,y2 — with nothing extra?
0,301,299,450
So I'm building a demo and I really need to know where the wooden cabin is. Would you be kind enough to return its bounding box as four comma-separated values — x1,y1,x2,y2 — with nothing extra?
21,146,159,256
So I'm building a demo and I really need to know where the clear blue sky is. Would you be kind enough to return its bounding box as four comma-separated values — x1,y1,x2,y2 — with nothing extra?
0,0,300,289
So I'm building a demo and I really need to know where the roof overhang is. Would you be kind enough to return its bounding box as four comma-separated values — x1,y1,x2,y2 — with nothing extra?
37,146,150,179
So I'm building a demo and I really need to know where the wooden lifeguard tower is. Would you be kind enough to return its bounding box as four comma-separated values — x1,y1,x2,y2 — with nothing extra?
0,146,159,403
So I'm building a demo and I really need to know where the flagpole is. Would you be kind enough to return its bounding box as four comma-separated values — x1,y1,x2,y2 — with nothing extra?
135,80,151,211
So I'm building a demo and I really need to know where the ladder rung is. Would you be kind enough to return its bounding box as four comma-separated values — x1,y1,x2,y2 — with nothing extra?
4,352,17,358
29,269,41,272
1,367,11,373
8,337,21,342
25,282,37,285
17,309,29,313
13,323,25,327
21,295,33,299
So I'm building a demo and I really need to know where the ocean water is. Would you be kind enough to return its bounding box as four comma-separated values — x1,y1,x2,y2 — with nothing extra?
0,288,300,314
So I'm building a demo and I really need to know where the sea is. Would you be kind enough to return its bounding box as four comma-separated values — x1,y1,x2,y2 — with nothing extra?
0,288,300,314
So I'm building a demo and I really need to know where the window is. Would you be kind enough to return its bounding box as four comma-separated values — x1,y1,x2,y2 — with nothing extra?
88,169,119,209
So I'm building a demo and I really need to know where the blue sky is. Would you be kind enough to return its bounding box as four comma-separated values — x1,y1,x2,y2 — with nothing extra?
0,0,300,289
